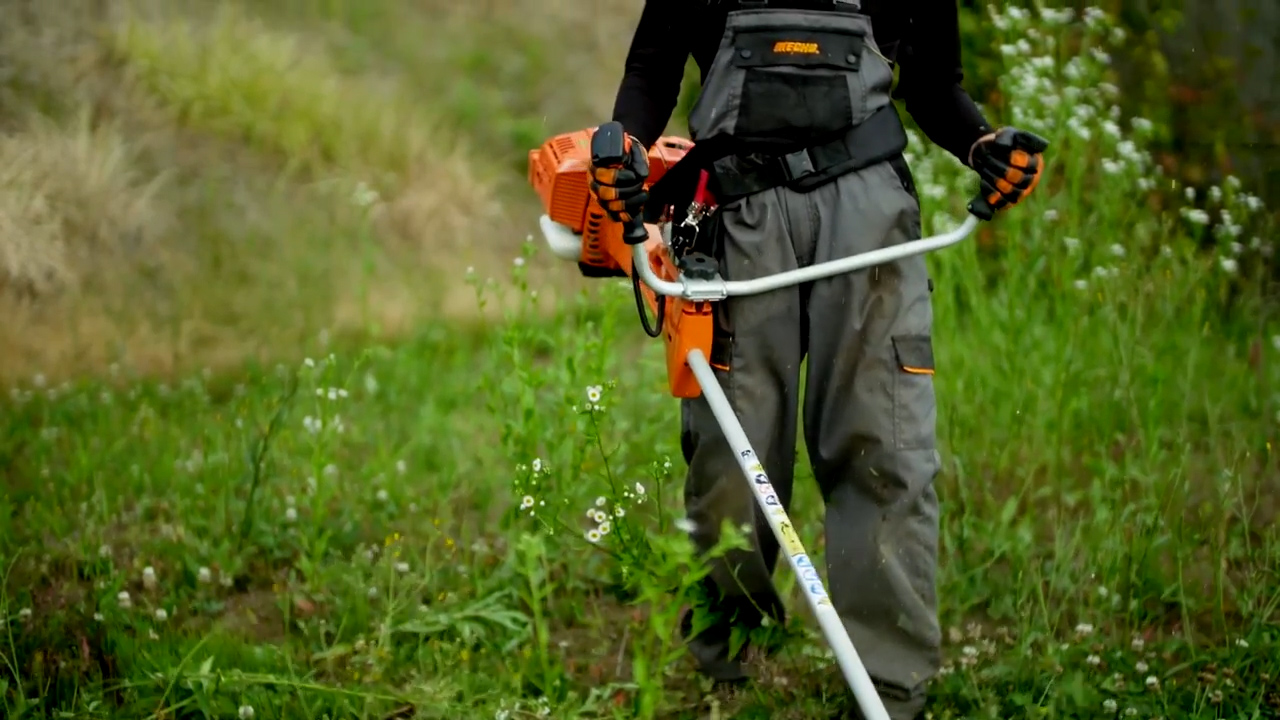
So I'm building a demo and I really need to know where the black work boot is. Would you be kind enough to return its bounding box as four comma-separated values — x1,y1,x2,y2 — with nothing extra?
680,607,751,685
678,589,788,686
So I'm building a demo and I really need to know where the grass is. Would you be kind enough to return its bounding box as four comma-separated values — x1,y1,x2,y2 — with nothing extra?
2,1,1279,719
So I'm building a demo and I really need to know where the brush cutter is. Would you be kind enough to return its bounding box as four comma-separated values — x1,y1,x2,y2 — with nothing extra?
527,123,989,720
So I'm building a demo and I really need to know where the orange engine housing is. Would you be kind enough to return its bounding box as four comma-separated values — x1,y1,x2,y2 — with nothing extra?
527,129,715,399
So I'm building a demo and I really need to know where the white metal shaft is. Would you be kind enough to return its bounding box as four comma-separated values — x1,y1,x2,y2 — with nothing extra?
686,348,892,720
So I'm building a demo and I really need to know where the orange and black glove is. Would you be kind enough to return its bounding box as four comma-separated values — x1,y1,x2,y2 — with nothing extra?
967,127,1049,219
588,132,650,226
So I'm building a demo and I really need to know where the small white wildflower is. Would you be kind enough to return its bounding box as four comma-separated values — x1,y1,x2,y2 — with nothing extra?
142,566,157,591
595,496,606,507
1123,707,1137,717
98,544,111,558
598,521,612,536
591,509,607,524
93,612,103,621
1087,654,1101,666
376,488,389,502
1185,186,1196,202
614,506,626,518
118,591,132,609
18,608,32,620
1109,243,1125,257
1043,208,1060,222
154,608,168,622
1145,675,1159,689
634,482,646,495
521,495,535,510
586,529,602,543
1074,279,1088,290
284,507,297,523
1075,622,1095,637
367,586,378,599
1131,636,1145,652
513,257,526,267
395,562,410,574
962,645,978,657
197,567,212,584
1136,660,1149,673
1220,257,1239,274
675,517,697,533
531,458,542,474
1236,638,1249,648
1103,699,1118,713
1209,186,1222,203
239,706,255,720
586,385,602,403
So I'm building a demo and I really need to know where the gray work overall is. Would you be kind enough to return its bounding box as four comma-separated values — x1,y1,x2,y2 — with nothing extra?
677,4,941,717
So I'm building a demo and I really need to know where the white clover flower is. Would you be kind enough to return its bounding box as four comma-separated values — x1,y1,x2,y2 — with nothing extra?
118,590,132,609
395,562,410,574
1145,675,1159,689
1131,636,1145,652
1044,209,1060,222
1131,117,1154,133
284,507,297,523
18,608,32,620
155,608,168,622
198,567,212,584
1087,654,1101,666
1109,244,1125,257
1236,638,1249,648
1181,208,1210,225
1074,279,1088,290
1075,622,1095,637
239,706,255,720
1103,699,1118,713
142,566,157,591
1220,257,1239,274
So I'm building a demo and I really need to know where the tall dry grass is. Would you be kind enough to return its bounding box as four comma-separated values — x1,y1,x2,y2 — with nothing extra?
0,0,653,383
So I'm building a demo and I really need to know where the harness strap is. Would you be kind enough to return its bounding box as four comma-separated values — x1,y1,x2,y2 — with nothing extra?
706,103,908,203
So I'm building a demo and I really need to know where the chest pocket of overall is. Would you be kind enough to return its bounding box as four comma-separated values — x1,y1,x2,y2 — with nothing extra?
689,12,872,149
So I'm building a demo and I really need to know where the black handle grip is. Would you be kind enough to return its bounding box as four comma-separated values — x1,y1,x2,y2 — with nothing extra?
591,122,649,245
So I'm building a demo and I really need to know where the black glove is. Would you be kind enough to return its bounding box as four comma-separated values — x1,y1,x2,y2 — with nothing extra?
967,127,1049,218
588,133,650,225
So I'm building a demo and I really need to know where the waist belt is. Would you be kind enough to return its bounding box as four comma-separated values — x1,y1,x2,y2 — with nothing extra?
707,103,909,203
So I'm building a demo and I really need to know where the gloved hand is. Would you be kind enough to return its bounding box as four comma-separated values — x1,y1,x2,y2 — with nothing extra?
967,127,1049,218
588,132,650,225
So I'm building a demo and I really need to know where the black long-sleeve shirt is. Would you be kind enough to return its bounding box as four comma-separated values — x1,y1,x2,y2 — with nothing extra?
610,0,992,167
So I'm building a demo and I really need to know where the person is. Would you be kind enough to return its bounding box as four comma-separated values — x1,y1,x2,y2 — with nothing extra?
587,1,1046,718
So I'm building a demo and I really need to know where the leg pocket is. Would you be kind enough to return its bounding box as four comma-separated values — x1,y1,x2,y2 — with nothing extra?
891,334,937,451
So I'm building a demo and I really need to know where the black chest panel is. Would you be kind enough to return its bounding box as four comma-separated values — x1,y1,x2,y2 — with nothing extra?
685,0,905,83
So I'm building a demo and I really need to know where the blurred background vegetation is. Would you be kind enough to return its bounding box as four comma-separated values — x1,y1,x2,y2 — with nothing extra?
0,0,1276,383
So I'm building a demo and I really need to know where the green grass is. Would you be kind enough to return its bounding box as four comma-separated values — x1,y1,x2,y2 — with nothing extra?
3,2,1280,719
